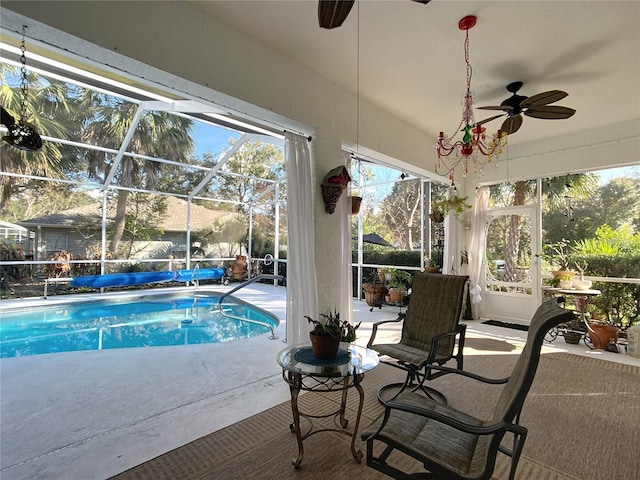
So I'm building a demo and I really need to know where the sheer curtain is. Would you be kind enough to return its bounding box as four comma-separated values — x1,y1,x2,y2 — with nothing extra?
285,132,318,344
468,186,489,318
339,151,354,323
443,184,460,274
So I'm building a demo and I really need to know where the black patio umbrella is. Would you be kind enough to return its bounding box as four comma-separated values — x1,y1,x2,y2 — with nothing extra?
362,233,393,247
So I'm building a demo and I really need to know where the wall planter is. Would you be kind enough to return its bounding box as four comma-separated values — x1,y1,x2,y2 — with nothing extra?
321,165,351,214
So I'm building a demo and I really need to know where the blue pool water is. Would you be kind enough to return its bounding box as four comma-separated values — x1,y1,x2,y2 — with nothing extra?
0,292,279,358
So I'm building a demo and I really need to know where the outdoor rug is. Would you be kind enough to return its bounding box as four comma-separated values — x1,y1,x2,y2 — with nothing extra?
109,351,640,480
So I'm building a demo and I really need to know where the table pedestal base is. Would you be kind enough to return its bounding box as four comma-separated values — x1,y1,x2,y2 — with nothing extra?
285,371,365,468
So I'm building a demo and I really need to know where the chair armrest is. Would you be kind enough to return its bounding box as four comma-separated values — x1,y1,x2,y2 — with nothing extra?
421,363,510,385
366,398,527,440
366,315,403,348
430,323,466,349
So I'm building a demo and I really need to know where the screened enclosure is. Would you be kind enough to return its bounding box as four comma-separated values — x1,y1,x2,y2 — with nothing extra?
0,58,290,297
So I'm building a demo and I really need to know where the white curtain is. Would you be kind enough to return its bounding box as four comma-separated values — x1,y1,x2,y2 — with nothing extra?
339,151,354,323
285,132,318,345
468,186,490,316
443,185,459,274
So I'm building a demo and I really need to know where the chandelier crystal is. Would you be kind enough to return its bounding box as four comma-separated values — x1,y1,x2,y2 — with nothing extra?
435,16,506,181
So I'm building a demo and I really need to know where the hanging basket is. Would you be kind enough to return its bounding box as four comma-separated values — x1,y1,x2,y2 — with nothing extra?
351,196,362,215
429,210,445,223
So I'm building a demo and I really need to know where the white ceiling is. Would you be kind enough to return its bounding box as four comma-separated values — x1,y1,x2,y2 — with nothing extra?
191,0,640,148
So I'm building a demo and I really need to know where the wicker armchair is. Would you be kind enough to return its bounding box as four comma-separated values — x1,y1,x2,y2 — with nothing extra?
361,297,575,480
367,272,469,404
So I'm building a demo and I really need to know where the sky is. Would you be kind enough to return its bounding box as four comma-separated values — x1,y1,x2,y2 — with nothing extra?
595,165,639,185
192,121,242,157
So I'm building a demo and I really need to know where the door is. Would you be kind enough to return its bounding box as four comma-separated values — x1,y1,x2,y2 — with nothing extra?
482,205,540,325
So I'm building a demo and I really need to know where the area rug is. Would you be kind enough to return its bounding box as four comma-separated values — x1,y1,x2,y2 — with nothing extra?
109,352,640,480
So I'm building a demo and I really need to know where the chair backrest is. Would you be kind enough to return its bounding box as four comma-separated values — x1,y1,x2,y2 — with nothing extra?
492,297,575,423
400,273,469,357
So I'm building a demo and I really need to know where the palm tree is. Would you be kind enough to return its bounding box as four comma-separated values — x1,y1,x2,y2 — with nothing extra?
80,95,194,256
0,65,81,212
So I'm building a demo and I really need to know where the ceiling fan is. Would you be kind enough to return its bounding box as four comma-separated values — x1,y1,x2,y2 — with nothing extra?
318,0,431,29
476,81,576,135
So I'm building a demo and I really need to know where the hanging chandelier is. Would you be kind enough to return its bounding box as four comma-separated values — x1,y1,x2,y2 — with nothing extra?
435,15,506,181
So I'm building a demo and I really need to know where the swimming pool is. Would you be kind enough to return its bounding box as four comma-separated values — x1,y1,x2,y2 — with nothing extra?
0,291,280,358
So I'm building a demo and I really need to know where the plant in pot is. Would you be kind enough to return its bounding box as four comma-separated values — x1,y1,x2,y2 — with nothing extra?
572,261,593,291
432,195,472,221
424,256,439,273
305,310,360,359
386,269,412,304
558,273,574,290
541,240,576,285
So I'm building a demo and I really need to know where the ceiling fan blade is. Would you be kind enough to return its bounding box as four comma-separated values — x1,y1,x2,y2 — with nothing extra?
476,114,505,126
521,90,569,109
318,0,355,29
477,105,513,112
501,115,523,135
524,105,576,120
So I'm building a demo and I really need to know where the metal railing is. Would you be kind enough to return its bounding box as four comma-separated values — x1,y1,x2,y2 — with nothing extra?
215,274,285,340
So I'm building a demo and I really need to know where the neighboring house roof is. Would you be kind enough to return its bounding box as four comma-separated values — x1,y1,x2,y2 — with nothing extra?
18,196,240,232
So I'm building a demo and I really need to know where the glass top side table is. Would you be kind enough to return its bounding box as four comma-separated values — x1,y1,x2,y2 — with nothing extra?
276,342,379,468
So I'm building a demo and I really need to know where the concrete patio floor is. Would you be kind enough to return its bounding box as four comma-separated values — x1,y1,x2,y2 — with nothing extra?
1,283,637,480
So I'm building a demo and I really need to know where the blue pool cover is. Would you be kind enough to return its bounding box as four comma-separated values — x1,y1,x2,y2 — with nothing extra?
70,268,225,288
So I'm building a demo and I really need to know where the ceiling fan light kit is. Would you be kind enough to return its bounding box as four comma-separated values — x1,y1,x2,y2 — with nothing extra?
435,15,507,181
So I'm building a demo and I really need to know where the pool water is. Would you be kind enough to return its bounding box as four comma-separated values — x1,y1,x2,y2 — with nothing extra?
0,292,279,358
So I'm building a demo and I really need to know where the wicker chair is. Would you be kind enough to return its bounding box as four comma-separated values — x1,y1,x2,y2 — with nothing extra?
361,297,575,480
367,272,469,404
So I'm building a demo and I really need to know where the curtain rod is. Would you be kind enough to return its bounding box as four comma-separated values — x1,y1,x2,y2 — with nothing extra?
284,130,312,142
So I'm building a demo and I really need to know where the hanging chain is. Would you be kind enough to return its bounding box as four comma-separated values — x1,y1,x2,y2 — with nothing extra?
19,25,29,123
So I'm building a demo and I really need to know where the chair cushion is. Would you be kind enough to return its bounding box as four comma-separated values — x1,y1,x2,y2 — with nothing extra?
373,342,452,368
362,392,491,479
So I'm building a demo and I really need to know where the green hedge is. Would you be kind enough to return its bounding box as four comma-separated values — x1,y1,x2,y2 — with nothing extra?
573,253,640,329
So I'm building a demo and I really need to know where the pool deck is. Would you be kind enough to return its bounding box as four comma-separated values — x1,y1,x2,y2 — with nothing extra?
1,284,638,480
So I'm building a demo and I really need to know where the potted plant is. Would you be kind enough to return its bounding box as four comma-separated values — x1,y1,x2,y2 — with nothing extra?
305,310,360,359
363,283,387,306
428,208,445,223
424,256,439,273
558,273,574,290
432,195,471,220
572,261,592,290
541,240,576,284
386,269,412,304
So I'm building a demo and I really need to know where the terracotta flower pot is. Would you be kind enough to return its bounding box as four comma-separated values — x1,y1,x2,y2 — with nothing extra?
588,323,620,349
388,289,405,304
309,333,340,359
351,196,362,215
